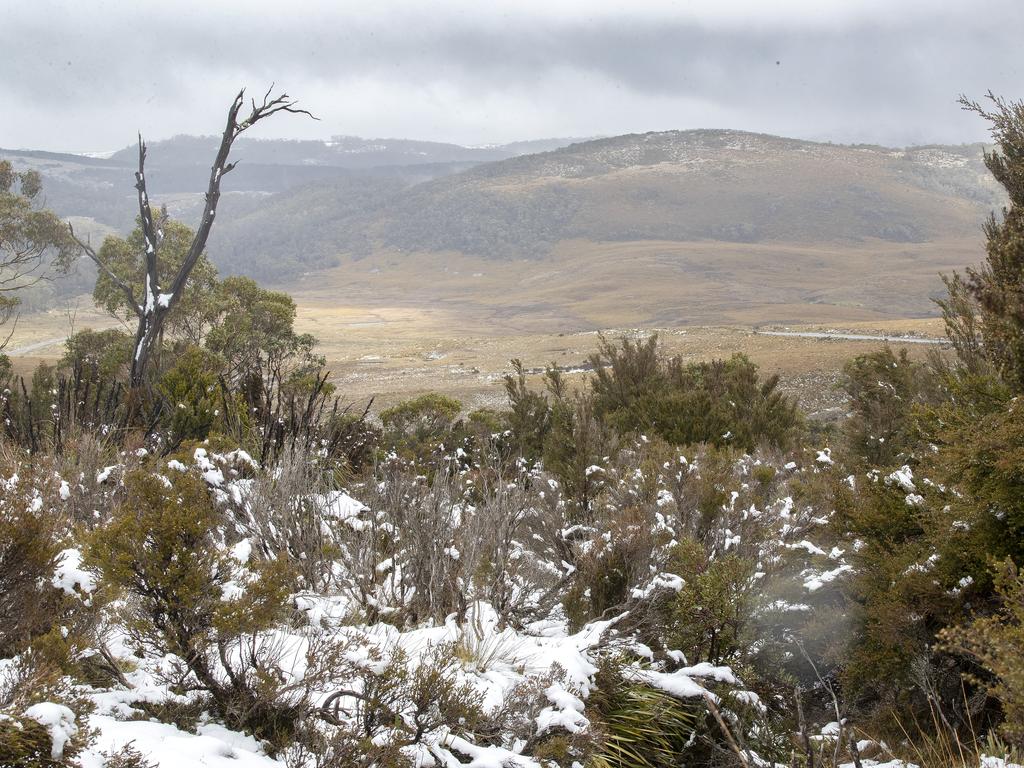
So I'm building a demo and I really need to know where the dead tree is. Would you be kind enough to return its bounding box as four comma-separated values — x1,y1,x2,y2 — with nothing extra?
72,87,315,389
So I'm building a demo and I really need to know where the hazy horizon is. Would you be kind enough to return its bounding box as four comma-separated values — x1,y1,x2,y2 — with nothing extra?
0,126,1001,160
4,0,1021,153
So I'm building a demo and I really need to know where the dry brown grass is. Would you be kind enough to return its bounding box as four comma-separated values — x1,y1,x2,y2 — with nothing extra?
5,232,958,415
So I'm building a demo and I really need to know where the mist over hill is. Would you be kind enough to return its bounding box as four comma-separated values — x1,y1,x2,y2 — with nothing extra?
0,129,1003,306
208,129,1001,281
0,134,584,232
106,134,589,170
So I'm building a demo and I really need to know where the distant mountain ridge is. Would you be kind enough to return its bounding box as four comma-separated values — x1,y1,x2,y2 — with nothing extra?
1,130,1004,309
105,134,589,171
0,134,586,233
207,128,1002,279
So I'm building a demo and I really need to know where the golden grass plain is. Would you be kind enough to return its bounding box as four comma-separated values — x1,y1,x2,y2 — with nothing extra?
6,236,963,416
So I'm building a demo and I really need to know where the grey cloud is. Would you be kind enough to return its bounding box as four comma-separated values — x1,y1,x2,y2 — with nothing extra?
1,1,1021,150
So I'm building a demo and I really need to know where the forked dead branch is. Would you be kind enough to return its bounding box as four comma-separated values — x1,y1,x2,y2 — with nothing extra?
71,87,316,388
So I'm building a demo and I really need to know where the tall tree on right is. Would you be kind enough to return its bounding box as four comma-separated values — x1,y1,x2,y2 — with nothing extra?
942,93,1024,389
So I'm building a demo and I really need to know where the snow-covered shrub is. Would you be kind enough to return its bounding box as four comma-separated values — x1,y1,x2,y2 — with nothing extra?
86,466,312,747
318,643,485,762
0,654,95,767
564,506,666,630
100,740,158,768
338,456,466,624
337,453,568,627
0,706,82,768
454,446,569,624
541,381,614,525
238,446,340,592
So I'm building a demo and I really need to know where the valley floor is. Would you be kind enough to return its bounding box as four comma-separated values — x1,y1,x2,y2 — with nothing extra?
6,296,946,417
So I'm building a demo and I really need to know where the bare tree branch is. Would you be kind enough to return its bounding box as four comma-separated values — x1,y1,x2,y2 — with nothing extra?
0,311,19,351
68,223,142,318
124,86,315,388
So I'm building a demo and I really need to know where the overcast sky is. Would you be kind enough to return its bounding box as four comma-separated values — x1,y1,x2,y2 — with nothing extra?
3,0,1021,152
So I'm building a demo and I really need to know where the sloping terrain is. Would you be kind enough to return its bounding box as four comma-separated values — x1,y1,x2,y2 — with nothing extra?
0,134,581,235
2,129,1002,320
212,130,1000,267
213,131,999,326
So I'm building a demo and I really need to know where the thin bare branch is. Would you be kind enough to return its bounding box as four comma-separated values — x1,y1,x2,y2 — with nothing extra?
0,311,19,350
68,223,141,318
703,693,750,768
134,135,160,309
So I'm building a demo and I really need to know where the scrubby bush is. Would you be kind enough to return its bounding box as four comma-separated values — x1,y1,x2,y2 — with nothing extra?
503,359,551,462
86,465,310,746
943,559,1024,748
379,392,463,464
665,539,756,668
61,328,133,383
0,470,68,657
841,346,938,466
542,375,613,524
157,345,223,446
588,335,801,452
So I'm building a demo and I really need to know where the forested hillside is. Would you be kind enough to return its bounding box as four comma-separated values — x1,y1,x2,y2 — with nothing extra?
209,130,1003,275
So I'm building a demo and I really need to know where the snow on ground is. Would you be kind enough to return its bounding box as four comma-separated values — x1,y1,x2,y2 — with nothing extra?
80,717,281,768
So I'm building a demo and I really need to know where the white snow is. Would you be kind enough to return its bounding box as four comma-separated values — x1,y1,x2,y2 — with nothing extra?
52,548,96,597
80,716,280,768
24,702,78,760
804,564,854,592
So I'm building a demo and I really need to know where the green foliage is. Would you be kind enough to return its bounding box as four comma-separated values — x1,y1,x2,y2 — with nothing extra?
834,96,1024,734
842,346,937,466
88,467,290,652
943,559,1024,748
86,466,296,741
379,393,462,462
0,160,78,328
204,276,324,403
157,346,223,445
588,656,699,768
465,406,507,439
589,335,664,423
665,538,756,667
0,475,66,657
503,358,551,462
0,714,76,768
945,95,1024,392
60,328,132,383
589,335,801,452
542,374,610,524
88,469,237,656
835,378,1024,710
931,388,1024,569
564,509,660,629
